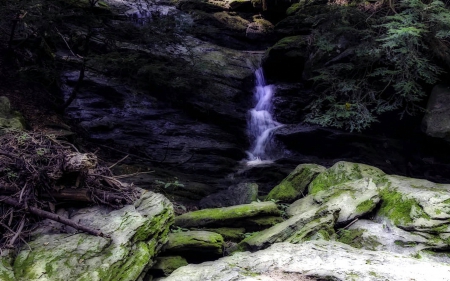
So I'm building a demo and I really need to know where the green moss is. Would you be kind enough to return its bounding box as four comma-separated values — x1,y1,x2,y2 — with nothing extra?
152,256,188,275
286,3,302,15
309,162,387,195
204,227,246,241
337,229,380,250
244,216,284,229
167,231,224,255
379,189,428,225
265,182,298,202
266,164,325,202
356,199,376,213
174,202,280,228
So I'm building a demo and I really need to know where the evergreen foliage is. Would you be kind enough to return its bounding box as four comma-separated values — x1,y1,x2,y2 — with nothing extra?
304,0,450,131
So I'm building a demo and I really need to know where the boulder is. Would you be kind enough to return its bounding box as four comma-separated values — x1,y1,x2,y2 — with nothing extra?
245,18,275,41
262,35,309,82
290,161,450,252
163,231,224,262
266,163,325,202
174,201,281,228
9,191,174,281
308,161,386,195
199,182,258,208
0,96,25,132
162,240,450,281
422,84,450,141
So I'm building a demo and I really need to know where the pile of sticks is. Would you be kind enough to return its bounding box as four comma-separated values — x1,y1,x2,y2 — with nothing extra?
0,130,140,249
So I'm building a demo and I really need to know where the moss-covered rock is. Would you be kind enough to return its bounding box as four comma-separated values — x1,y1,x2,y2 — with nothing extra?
266,163,325,202
150,256,188,277
12,190,174,281
308,161,386,195
337,229,381,251
174,201,281,228
285,212,337,243
237,207,339,252
204,227,246,241
163,231,224,261
241,216,284,231
376,175,450,238
0,96,26,132
262,35,309,82
0,252,14,281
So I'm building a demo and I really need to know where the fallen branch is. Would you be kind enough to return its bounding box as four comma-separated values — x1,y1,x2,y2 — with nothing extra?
0,185,130,205
0,196,110,238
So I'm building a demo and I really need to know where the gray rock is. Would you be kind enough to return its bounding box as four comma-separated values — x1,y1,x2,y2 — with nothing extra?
237,207,339,251
422,84,450,140
162,240,450,281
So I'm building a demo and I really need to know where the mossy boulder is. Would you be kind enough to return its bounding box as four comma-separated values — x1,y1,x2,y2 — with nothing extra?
246,17,275,41
174,201,281,228
289,162,450,252
11,191,174,281
308,161,386,195
0,96,26,132
262,35,309,82
163,231,224,261
150,256,188,277
266,163,325,202
376,175,450,241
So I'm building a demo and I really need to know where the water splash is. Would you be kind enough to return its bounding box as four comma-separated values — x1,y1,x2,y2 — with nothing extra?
246,68,283,165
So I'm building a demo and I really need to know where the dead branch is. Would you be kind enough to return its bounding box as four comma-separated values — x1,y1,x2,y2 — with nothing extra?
0,196,110,238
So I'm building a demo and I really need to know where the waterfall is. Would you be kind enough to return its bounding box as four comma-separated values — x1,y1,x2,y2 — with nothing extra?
246,68,283,164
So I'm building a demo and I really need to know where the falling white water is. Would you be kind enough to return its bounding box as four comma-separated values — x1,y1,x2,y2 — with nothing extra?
246,68,283,165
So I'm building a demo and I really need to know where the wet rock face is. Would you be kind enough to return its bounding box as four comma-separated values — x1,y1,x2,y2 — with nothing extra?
63,69,248,178
422,84,450,141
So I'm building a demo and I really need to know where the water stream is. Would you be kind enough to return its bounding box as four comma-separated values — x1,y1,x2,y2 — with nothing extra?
246,68,283,165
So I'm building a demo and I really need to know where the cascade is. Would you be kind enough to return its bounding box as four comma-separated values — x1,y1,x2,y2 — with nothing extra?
246,68,283,164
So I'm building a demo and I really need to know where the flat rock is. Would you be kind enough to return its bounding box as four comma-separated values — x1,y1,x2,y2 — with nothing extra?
163,231,224,261
162,240,450,281
174,201,280,228
237,207,338,251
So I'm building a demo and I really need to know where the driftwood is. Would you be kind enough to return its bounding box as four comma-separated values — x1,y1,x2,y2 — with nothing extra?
0,196,109,238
